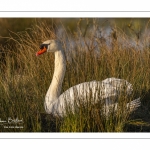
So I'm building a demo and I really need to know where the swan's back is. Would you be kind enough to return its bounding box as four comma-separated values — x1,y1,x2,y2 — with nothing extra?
53,78,133,116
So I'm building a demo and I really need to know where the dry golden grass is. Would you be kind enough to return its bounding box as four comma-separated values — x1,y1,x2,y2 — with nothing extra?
0,20,150,132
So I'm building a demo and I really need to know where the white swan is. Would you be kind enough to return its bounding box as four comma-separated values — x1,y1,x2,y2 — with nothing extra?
36,40,141,117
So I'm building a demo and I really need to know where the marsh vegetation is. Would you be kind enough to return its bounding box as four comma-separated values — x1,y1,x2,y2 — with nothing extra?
0,19,150,132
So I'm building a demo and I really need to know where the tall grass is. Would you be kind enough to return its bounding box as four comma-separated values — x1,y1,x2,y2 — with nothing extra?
0,20,150,132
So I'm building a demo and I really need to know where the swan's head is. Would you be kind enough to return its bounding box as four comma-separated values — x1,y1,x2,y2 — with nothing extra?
36,40,62,56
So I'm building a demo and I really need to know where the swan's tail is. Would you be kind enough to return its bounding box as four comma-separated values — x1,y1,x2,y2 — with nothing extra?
103,97,141,117
126,97,141,112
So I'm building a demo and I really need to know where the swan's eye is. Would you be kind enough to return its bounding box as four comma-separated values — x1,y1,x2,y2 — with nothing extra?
40,44,50,49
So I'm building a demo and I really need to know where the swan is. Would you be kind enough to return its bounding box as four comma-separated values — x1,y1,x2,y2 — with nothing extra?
36,39,141,117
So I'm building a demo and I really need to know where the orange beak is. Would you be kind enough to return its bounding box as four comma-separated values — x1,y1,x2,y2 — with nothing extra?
36,47,47,56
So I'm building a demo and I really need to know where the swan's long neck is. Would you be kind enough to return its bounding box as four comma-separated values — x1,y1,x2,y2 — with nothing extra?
45,49,66,111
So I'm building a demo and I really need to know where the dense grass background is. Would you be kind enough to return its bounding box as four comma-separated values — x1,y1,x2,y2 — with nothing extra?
0,20,150,132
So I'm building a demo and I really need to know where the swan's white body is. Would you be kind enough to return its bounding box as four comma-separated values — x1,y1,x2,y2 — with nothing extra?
36,40,141,117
